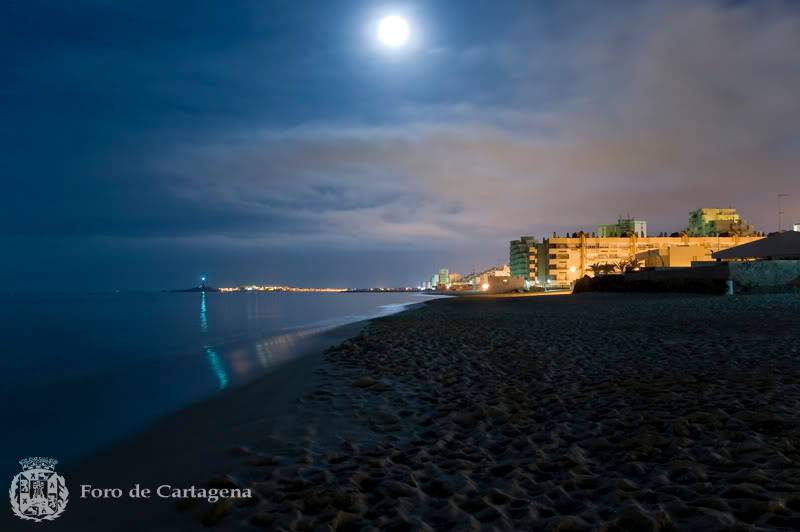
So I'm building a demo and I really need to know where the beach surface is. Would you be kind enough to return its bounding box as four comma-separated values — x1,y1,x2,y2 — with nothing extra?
18,293,800,531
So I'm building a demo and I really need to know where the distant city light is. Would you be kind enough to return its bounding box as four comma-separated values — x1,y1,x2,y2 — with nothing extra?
569,266,577,273
218,285,348,293
481,283,490,291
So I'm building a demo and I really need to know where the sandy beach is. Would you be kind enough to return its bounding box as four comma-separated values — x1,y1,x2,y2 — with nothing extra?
23,293,800,531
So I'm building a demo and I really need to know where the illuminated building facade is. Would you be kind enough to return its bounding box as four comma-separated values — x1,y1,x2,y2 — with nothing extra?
687,208,755,236
460,265,510,290
636,246,717,268
598,217,647,237
533,234,763,288
509,236,538,283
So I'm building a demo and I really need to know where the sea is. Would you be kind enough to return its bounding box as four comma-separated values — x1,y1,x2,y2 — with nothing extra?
0,291,438,477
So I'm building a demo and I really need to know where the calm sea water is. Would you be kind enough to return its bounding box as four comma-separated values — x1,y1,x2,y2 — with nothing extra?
0,291,435,474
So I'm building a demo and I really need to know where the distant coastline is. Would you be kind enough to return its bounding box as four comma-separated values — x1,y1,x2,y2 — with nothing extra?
165,286,220,293
167,285,431,294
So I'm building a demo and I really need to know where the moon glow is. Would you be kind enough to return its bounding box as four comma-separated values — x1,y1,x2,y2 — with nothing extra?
377,16,410,48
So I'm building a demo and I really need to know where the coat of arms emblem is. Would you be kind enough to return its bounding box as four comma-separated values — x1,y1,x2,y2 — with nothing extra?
9,457,69,521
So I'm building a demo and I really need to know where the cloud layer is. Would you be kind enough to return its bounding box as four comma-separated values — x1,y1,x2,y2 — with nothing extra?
3,0,800,288
157,0,800,249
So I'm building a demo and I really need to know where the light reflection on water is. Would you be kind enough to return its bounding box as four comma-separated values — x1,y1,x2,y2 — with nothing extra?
198,294,429,387
204,347,229,389
200,291,208,333
198,292,374,389
225,299,434,376
251,325,334,369
200,292,228,389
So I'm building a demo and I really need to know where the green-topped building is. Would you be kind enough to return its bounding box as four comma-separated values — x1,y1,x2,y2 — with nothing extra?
509,236,538,284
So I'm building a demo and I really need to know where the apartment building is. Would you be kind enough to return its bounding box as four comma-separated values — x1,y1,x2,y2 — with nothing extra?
687,208,756,236
532,234,763,288
509,236,538,284
598,217,647,237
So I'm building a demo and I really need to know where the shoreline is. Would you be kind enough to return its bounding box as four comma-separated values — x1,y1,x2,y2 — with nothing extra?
20,300,434,532
29,319,370,532
1,295,434,482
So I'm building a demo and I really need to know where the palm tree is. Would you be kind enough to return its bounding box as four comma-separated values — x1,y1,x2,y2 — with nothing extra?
616,257,641,273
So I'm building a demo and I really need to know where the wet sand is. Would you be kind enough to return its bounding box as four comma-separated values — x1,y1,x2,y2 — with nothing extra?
21,293,800,531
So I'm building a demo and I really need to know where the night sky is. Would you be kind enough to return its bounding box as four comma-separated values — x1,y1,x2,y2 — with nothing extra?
2,1,799,290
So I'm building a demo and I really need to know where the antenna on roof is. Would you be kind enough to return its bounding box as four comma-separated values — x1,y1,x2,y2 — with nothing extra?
778,193,790,232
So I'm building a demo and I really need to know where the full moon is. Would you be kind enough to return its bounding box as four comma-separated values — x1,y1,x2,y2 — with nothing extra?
377,16,410,48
